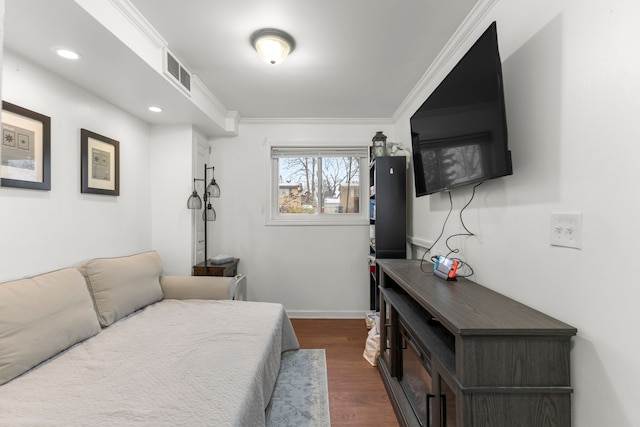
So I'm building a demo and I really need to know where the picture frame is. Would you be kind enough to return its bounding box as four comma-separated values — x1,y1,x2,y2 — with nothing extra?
81,128,119,196
1,101,51,190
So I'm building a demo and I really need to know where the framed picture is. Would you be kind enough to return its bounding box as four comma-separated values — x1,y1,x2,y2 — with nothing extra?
1,101,51,190
81,129,119,196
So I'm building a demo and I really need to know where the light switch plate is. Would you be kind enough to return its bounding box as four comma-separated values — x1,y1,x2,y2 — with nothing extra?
550,213,582,249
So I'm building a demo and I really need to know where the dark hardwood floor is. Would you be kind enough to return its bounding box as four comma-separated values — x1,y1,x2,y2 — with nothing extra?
290,318,399,427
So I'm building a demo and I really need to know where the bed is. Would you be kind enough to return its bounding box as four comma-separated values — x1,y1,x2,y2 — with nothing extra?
0,251,299,426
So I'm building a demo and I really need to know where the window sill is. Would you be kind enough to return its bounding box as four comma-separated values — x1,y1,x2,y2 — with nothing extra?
266,215,369,226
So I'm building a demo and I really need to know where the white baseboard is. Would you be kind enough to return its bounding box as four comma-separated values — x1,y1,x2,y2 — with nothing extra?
287,310,368,319
407,235,434,250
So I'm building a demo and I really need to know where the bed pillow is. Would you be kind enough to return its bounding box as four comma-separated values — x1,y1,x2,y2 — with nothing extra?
78,251,164,327
0,268,102,385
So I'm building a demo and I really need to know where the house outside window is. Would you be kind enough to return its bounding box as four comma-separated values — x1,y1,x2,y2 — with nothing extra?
268,145,369,225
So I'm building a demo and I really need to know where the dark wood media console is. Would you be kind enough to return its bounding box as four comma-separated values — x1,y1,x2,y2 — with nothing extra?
377,259,576,427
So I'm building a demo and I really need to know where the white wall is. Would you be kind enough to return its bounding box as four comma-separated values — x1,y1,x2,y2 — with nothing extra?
0,0,4,105
0,50,153,281
211,121,396,317
397,0,640,425
149,124,197,275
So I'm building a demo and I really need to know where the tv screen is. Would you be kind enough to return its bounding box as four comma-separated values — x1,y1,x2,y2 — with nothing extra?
411,22,512,196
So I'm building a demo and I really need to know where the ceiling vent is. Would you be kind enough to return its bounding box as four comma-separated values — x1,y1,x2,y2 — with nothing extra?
163,48,191,95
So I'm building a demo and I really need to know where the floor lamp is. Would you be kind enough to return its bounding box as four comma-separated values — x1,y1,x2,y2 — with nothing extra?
186,164,220,275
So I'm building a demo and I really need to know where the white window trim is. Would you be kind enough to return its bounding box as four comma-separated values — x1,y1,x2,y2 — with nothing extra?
265,140,370,226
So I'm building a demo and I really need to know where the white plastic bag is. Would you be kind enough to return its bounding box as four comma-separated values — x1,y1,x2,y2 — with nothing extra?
363,319,380,366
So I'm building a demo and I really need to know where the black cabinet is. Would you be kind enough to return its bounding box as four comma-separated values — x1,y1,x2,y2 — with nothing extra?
369,156,406,310
377,259,577,427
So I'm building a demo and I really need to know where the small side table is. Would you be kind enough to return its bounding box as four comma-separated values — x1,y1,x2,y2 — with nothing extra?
192,258,239,277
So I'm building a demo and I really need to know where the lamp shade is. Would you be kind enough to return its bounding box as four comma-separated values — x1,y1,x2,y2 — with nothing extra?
251,29,295,65
203,203,216,221
187,190,203,209
206,179,221,198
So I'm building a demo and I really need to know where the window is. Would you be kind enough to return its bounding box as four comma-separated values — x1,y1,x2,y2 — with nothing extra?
268,146,369,225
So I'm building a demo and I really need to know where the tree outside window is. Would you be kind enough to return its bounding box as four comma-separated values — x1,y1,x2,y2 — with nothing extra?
278,155,360,214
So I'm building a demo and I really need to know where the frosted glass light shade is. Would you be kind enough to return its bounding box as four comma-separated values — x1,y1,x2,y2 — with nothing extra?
251,29,295,65
255,36,290,64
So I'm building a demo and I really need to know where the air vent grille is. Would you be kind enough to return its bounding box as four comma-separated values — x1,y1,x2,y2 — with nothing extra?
164,49,191,95
179,65,190,91
167,52,180,80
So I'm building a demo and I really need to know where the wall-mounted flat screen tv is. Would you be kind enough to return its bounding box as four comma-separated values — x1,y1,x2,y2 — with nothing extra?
411,22,512,196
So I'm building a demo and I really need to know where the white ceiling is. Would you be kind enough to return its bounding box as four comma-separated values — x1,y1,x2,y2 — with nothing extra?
3,0,479,132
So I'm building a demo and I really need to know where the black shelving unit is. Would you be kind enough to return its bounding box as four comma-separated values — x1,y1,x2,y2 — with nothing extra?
369,156,406,310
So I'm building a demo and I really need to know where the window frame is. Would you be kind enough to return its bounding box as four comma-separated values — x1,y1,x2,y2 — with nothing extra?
266,142,370,226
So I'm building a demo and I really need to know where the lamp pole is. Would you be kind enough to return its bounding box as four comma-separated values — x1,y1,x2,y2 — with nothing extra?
203,163,210,275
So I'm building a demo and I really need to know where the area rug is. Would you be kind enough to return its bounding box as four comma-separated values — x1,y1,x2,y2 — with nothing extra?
266,349,331,427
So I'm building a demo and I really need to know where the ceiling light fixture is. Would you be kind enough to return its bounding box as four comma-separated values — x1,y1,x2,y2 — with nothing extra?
54,48,80,60
148,106,163,113
250,28,295,65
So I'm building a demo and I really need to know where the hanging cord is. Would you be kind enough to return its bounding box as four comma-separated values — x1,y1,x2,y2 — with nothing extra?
420,191,454,273
443,182,482,278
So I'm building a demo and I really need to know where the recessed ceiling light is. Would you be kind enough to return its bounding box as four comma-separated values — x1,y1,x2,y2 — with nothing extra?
148,106,163,113
54,48,80,60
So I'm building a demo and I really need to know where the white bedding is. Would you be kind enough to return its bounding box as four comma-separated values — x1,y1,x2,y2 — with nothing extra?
0,299,299,426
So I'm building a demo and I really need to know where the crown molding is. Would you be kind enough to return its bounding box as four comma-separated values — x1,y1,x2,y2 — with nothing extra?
106,0,167,49
392,0,499,121
240,117,394,126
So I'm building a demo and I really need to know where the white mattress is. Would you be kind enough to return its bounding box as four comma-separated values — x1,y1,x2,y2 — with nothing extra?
0,299,299,426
